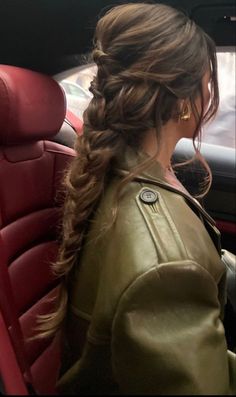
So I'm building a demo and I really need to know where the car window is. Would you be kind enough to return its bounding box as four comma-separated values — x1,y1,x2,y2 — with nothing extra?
60,81,71,95
68,83,87,98
202,51,235,149
56,52,235,149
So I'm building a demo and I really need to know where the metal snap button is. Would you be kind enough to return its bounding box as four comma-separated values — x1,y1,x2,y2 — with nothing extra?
139,189,158,204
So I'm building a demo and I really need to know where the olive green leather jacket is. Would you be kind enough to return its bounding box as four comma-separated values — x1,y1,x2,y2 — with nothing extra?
58,149,236,395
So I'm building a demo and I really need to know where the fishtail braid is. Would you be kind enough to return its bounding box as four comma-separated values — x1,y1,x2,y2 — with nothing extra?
36,68,124,337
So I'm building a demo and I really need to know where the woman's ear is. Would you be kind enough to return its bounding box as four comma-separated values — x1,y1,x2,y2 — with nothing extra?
176,99,192,122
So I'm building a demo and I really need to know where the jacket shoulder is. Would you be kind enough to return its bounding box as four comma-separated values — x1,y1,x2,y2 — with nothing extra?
70,179,225,341
132,182,224,284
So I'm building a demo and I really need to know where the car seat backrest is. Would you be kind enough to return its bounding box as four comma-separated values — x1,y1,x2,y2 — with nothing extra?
0,65,75,394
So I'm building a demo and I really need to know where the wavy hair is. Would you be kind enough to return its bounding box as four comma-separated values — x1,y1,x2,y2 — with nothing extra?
37,2,219,338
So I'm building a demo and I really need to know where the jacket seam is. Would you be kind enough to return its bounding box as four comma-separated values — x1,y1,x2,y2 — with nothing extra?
112,258,219,332
70,305,91,321
83,260,219,346
87,261,160,346
156,189,189,260
87,332,110,345
137,184,189,261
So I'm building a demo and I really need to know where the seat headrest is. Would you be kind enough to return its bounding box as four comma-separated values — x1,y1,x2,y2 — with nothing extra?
0,65,66,145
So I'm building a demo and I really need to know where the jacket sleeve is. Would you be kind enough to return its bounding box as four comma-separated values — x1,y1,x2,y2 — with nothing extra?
111,260,236,395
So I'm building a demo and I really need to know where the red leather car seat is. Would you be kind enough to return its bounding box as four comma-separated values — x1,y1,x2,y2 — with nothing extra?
0,65,75,394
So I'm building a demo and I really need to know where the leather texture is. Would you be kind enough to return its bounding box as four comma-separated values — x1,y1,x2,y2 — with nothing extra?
0,311,28,394
0,65,75,394
0,64,65,145
58,148,236,395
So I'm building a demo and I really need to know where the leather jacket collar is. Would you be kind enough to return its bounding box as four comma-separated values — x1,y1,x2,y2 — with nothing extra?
114,146,216,227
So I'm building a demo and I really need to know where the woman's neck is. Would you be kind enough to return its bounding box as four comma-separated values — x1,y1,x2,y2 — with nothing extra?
141,125,181,170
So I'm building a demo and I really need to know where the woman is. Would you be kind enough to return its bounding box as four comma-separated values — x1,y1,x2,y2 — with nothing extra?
41,3,236,394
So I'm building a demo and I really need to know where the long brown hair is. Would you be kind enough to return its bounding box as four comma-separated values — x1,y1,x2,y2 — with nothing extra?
37,2,219,337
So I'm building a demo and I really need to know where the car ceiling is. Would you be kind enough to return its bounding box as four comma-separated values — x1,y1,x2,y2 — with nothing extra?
0,0,235,75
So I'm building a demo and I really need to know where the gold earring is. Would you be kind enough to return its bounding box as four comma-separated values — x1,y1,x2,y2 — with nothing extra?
180,105,191,121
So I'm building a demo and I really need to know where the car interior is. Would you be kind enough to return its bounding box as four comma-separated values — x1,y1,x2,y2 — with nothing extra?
0,0,235,394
